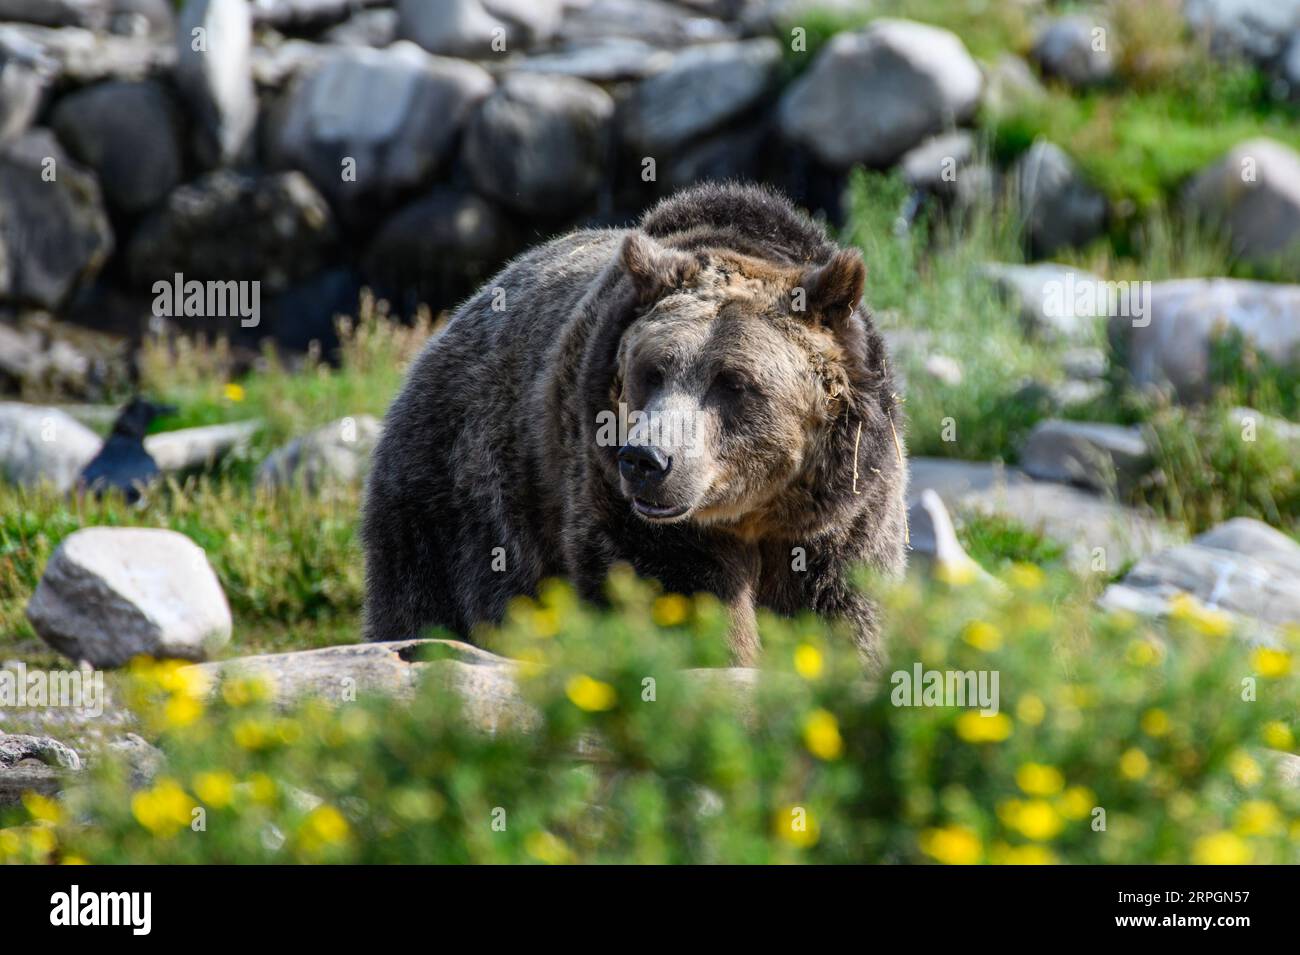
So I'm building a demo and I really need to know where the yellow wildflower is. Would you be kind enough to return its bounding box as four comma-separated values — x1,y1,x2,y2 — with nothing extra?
955,711,1012,743
962,620,1002,652
193,770,236,809
299,805,351,855
1234,800,1282,837
919,825,982,864
1192,831,1251,865
793,643,824,679
1016,763,1064,796
1000,799,1064,841
1261,721,1294,751
803,709,843,761
1140,708,1171,737
223,382,245,402
1016,694,1046,725
1228,751,1262,788
774,805,819,848
525,830,572,864
1251,647,1291,678
565,674,617,712
22,792,62,825
131,778,195,837
1168,593,1232,637
651,593,690,627
990,842,1057,865
1057,786,1095,820
1006,562,1045,591
1119,748,1150,781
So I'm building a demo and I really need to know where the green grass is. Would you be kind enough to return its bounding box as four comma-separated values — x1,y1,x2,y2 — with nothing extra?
0,481,365,657
842,168,1075,462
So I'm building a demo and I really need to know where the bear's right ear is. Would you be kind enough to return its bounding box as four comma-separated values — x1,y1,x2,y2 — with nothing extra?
620,234,700,302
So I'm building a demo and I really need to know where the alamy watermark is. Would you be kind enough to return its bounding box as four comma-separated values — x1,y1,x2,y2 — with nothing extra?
890,663,1000,716
1042,271,1151,328
596,402,704,458
152,273,260,328
0,663,104,717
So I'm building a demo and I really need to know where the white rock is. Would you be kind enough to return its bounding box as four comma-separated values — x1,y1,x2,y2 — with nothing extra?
26,527,232,668
175,0,257,166
256,414,381,491
144,420,259,473
923,354,963,386
0,402,101,491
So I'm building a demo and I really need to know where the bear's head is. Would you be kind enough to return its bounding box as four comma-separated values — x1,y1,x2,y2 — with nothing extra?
595,232,896,541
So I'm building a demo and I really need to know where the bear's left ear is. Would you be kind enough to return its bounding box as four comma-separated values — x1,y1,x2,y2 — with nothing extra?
797,249,866,331
620,233,700,303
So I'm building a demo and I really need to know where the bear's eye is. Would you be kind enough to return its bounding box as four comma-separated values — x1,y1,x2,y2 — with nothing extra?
642,365,665,390
713,371,752,396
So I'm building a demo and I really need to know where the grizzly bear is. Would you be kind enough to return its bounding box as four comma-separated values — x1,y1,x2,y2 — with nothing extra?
361,183,907,665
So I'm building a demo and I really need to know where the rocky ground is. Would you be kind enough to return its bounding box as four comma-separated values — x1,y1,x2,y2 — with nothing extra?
1,0,1299,855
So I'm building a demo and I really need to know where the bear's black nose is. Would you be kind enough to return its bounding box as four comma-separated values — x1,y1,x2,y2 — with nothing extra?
618,445,671,485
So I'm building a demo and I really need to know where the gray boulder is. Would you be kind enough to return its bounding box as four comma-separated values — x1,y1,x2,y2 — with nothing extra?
908,456,1180,573
269,42,492,224
1184,0,1300,62
979,262,1114,342
1014,141,1107,257
1109,278,1300,401
256,414,381,492
397,0,560,58
1101,518,1300,637
250,0,383,31
364,188,517,306
513,39,674,82
1183,138,1300,268
620,38,780,154
0,130,114,310
108,0,174,37
27,527,233,668
175,0,257,166
0,402,101,491
0,51,47,144
463,72,613,217
0,23,174,85
553,0,734,48
127,170,336,293
1030,15,1113,88
0,1,110,29
981,53,1045,119
50,79,182,214
778,19,982,168
0,733,80,806
321,8,398,47
900,130,976,193
1020,419,1150,496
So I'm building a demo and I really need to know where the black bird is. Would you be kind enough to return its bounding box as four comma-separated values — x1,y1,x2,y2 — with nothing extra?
77,397,176,504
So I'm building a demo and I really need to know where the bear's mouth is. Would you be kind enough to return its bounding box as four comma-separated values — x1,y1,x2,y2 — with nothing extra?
631,497,691,521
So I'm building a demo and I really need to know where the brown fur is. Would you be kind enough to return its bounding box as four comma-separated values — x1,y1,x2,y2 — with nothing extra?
362,183,908,665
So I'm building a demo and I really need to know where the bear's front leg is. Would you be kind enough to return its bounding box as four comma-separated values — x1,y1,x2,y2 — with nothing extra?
814,582,884,671
725,581,760,667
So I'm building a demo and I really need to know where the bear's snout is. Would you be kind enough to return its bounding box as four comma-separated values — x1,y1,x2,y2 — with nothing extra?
618,444,671,486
